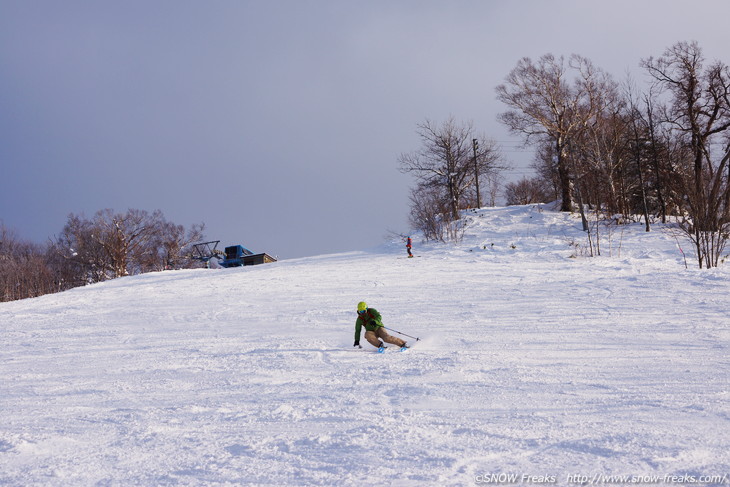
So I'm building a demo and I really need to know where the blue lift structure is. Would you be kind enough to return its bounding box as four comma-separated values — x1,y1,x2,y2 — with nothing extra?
191,241,276,268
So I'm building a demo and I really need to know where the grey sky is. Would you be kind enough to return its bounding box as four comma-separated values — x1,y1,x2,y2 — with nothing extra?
2,1,729,259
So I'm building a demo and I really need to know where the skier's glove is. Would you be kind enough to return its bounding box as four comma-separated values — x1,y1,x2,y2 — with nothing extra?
354,340,361,348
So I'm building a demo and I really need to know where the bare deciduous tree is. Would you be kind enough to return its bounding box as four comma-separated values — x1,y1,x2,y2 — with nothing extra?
0,224,58,301
399,118,504,221
94,208,161,277
504,178,552,206
55,214,110,283
55,209,206,285
573,81,632,216
407,186,455,242
642,41,730,267
497,54,616,212
151,220,206,271
2,208,207,303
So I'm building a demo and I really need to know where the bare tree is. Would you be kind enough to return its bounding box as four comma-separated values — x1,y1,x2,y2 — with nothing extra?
483,171,503,207
1,210,207,302
497,54,616,212
150,220,206,271
407,186,457,242
399,118,504,222
572,81,632,217
55,209,206,282
531,140,562,202
642,41,730,267
0,224,57,302
55,213,111,283
90,209,162,277
504,177,552,206
642,89,672,223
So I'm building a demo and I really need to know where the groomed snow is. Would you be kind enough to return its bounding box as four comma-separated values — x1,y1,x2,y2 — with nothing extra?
1,204,728,486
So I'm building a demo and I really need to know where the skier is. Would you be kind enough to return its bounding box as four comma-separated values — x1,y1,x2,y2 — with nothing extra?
406,236,413,258
354,301,408,350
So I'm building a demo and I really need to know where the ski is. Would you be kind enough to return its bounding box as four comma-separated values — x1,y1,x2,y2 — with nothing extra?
376,346,409,353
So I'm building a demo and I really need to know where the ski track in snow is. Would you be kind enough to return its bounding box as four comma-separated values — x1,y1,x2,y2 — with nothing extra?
1,204,728,486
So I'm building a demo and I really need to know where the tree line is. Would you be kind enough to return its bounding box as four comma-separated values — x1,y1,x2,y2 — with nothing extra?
402,41,730,268
1,209,205,302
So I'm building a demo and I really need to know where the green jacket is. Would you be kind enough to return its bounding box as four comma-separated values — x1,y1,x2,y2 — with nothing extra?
354,307,383,341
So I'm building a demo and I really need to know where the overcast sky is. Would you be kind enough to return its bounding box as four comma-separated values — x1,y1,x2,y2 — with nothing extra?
2,1,730,259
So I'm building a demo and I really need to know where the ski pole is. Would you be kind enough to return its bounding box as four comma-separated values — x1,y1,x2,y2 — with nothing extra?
384,326,420,341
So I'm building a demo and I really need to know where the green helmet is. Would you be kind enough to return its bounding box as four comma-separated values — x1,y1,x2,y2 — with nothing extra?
357,301,367,312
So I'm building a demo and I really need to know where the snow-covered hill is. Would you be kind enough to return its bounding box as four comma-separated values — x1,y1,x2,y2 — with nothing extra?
1,205,728,486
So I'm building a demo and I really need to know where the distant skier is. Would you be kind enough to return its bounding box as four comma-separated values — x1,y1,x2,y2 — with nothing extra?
406,236,413,258
354,301,407,350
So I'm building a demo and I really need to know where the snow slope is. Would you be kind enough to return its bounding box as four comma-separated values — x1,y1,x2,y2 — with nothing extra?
1,204,728,486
